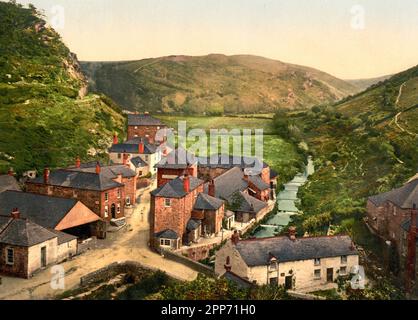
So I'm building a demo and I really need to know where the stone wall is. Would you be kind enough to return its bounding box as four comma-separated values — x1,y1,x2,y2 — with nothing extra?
0,244,29,278
162,249,215,277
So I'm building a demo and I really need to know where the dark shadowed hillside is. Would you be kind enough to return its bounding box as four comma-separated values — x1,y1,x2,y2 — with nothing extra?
82,54,358,114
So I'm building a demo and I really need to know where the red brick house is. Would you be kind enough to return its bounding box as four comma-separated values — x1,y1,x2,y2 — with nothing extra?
26,164,126,222
156,148,198,187
151,173,204,249
367,178,418,250
127,113,167,143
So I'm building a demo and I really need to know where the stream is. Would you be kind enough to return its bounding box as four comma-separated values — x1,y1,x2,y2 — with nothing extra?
253,156,315,238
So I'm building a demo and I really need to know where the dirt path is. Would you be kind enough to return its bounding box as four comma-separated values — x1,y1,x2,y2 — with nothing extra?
393,82,415,137
0,186,197,300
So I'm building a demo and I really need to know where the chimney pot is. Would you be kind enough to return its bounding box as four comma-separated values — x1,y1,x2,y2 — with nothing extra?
11,208,20,219
95,162,101,174
113,134,118,145
288,226,297,241
208,180,215,197
231,230,240,245
139,140,145,154
43,168,50,184
75,156,81,168
183,173,190,193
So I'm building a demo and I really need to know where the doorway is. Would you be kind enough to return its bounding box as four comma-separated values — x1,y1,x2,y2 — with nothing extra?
41,246,47,268
285,276,293,290
111,204,116,219
327,268,334,282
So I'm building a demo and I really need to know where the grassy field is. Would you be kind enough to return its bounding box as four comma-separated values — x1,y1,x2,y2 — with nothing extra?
156,115,304,185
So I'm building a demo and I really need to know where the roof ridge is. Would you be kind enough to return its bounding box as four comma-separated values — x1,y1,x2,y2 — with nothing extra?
239,234,351,243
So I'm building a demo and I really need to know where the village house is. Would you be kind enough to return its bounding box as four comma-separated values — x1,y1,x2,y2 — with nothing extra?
26,164,126,223
0,208,77,278
127,112,167,143
67,160,138,209
367,177,418,253
108,137,162,176
156,147,198,187
215,229,359,292
150,173,205,249
0,190,102,239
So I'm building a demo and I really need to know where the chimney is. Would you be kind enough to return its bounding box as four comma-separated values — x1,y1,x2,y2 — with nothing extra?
113,134,118,145
75,156,81,168
288,226,297,241
208,180,215,197
139,140,145,154
43,168,50,184
406,203,417,293
123,153,129,166
95,162,101,174
224,256,232,272
7,168,14,176
231,230,240,245
11,208,20,219
183,173,190,193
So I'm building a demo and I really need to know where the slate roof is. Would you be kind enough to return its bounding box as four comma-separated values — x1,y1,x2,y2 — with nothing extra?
0,175,21,194
28,170,124,191
131,156,148,168
0,217,57,247
49,229,78,245
0,191,99,229
155,147,197,169
235,235,357,267
186,219,201,232
194,193,224,210
128,114,165,126
155,229,178,239
198,154,268,172
400,215,418,232
109,138,158,155
368,179,418,209
151,175,204,198
248,175,270,191
213,167,248,199
222,271,254,289
227,191,268,213
68,164,137,178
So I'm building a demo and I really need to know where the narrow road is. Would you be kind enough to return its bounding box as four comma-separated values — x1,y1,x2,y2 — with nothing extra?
393,82,415,137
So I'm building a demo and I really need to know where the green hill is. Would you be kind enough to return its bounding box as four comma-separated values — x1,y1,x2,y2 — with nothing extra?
274,64,418,235
0,2,125,174
81,54,358,114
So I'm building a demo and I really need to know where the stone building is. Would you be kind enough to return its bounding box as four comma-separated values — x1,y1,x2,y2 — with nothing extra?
215,230,359,292
0,209,77,278
367,178,418,253
127,113,167,143
0,190,102,239
26,165,126,222
108,137,162,176
150,174,204,249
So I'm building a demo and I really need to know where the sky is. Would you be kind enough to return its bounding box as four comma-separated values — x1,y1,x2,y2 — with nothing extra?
14,0,418,79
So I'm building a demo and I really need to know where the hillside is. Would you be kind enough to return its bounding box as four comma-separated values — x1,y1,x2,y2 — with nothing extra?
346,74,392,92
0,2,125,174
81,54,358,114
274,64,418,236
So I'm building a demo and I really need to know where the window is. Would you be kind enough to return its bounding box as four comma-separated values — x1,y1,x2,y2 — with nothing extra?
117,203,121,214
314,269,321,280
134,126,138,129
117,153,121,159
164,198,171,207
314,258,321,266
6,248,14,265
269,277,278,285
105,193,109,202
269,261,278,270
104,205,109,218
126,197,131,206
145,155,149,162
117,189,121,199
160,239,171,246
341,255,347,264
340,267,347,275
